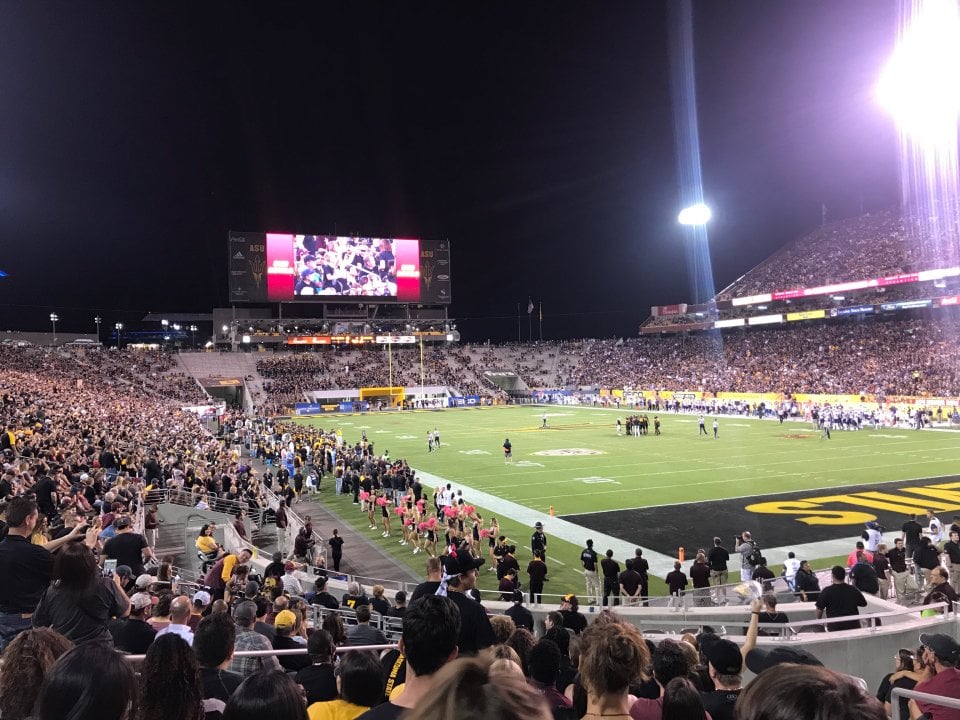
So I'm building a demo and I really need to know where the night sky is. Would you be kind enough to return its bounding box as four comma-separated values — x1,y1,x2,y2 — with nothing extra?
0,2,901,341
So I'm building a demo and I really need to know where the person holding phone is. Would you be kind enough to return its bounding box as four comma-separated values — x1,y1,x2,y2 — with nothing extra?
33,542,130,646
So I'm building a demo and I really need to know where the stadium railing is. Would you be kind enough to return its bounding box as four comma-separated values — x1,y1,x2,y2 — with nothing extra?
262,486,327,568
892,687,960,720
606,601,951,639
122,643,397,662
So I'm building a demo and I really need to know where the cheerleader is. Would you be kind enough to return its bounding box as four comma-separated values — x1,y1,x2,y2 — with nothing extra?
470,513,483,555
379,494,393,537
361,490,375,529
407,510,422,554
421,515,438,558
488,517,500,569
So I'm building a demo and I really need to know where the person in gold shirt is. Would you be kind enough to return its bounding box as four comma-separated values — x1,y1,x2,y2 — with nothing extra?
195,523,223,570
307,650,382,720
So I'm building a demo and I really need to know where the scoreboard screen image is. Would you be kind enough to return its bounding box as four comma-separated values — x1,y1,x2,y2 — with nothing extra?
228,232,451,304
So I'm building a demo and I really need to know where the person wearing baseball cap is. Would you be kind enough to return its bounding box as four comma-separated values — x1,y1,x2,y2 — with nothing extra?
559,593,587,634
701,638,745,719
745,645,823,675
111,592,157,654
437,542,494,655
228,601,280,677
911,633,960,720
273,609,310,672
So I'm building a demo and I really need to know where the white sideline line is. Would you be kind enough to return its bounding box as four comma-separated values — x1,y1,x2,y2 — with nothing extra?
411,467,873,578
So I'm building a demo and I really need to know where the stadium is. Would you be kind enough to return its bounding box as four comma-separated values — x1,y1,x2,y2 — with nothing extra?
2,2,960,720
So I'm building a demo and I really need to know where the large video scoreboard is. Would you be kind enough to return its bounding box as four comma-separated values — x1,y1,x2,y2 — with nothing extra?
228,232,451,304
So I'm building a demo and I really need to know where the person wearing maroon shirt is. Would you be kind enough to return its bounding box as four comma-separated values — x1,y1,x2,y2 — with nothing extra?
600,549,621,607
619,559,643,606
690,552,712,607
666,561,688,599
527,552,548,605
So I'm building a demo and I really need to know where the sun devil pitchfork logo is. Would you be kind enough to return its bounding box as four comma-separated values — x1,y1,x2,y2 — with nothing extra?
248,255,266,288
421,259,435,291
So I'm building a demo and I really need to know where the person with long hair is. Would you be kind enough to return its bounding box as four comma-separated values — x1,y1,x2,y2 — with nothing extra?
32,541,129,645
662,677,708,720
321,612,347,646
223,670,308,720
880,646,926,719
36,642,139,720
140,634,204,720
734,663,885,720
0,628,73,720
195,523,223,570
577,620,650,720
403,657,552,720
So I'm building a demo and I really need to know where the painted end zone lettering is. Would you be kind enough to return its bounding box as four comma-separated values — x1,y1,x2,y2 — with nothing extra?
561,475,960,556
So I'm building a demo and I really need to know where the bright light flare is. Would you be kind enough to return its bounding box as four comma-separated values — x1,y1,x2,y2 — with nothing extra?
876,0,960,141
678,203,712,226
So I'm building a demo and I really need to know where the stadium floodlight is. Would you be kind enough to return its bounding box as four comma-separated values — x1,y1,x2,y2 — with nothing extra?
876,1,960,140
678,203,712,226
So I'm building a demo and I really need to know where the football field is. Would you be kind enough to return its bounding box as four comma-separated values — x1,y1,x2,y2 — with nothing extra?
294,406,960,597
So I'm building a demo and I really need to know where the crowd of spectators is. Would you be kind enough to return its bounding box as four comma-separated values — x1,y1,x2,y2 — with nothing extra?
4,574,925,720
567,316,960,397
719,211,958,301
3,335,960,718
249,312,960,412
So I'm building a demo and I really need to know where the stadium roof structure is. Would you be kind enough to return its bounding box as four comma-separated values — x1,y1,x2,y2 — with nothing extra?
142,312,213,322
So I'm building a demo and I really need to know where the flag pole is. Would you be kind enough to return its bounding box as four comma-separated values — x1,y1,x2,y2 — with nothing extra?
539,302,543,341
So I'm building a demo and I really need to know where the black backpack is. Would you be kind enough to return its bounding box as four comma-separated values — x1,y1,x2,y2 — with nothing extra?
746,542,763,567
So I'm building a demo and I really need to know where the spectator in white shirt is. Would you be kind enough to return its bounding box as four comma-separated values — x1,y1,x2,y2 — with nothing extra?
154,595,194,646
281,561,304,596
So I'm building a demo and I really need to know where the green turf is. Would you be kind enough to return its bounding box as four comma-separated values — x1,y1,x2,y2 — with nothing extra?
296,406,960,598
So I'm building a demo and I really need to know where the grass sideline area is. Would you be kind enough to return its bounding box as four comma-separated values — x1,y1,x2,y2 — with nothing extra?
293,405,960,599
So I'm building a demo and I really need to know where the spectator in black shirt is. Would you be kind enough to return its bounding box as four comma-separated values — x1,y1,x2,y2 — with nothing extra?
101,516,153,577
815,566,867,631
901,514,923,557
850,552,880,596
913,537,941,589
505,589,534,632
666,561,688,599
194,612,244,709
0,498,56,651
110,592,157,654
32,475,58,519
600,549,620,607
558,594,587,634
389,590,407,618
751,558,776,593
297,629,338,706
308,577,340,610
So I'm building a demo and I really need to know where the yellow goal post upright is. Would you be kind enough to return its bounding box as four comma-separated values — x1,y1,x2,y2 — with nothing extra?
359,386,406,409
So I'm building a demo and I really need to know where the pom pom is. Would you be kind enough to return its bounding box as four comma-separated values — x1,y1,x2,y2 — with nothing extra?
376,496,388,506
418,522,428,531
465,505,475,515
427,517,438,528
443,506,457,518
480,529,491,539
359,491,370,501
394,506,404,516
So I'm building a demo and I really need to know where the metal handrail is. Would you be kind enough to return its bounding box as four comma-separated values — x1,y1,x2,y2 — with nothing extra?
151,487,266,519
122,643,397,662
262,486,327,567
892,687,960,720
